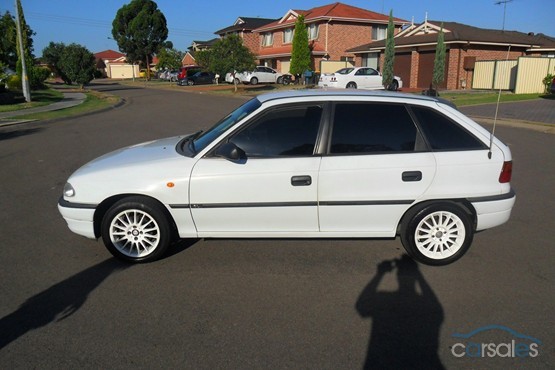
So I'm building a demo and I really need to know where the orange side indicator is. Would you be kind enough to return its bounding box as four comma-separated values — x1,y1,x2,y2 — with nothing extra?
167,182,175,188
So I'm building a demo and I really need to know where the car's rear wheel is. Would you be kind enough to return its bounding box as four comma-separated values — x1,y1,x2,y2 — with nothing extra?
250,77,258,85
400,202,473,266
101,197,173,263
346,82,357,89
234,78,240,85
389,80,399,91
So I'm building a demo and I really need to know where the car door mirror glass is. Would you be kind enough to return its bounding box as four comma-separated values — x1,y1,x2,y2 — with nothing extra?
215,142,246,162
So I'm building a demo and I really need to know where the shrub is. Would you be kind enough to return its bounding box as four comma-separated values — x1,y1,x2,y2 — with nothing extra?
7,74,21,91
543,73,554,94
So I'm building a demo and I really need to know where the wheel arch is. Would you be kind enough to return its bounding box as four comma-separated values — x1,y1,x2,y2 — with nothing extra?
93,194,179,240
397,199,477,235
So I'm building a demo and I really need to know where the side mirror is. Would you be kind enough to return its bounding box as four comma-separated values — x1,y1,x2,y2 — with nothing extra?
215,142,246,162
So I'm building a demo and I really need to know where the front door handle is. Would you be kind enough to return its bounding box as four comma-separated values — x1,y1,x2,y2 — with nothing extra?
402,171,422,182
291,175,312,186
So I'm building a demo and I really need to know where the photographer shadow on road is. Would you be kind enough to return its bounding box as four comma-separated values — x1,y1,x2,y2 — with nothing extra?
356,254,445,369
0,258,129,350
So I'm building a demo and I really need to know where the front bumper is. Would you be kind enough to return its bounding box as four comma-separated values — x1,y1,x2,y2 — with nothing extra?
58,198,97,239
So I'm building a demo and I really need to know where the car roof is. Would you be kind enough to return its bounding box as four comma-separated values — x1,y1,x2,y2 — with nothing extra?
256,89,443,105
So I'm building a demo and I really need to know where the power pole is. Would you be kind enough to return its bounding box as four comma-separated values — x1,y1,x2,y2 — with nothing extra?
495,0,513,32
15,0,31,102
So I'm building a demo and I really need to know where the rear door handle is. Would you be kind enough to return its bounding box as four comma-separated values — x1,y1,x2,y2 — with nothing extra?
291,175,312,186
402,171,422,182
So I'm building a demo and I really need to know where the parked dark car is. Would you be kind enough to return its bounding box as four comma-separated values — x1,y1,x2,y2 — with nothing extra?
178,71,216,86
177,65,201,81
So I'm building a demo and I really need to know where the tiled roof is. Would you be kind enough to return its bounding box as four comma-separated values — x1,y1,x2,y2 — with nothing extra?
215,17,277,35
348,21,555,52
257,44,327,58
94,49,125,60
255,2,407,32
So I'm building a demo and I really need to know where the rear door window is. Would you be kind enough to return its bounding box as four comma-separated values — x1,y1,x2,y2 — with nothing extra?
330,103,422,154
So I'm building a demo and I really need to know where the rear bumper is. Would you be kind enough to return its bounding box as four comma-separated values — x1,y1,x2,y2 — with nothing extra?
58,198,97,239
470,189,516,231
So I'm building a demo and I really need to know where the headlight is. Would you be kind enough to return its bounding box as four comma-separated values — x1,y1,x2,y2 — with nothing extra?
63,182,75,197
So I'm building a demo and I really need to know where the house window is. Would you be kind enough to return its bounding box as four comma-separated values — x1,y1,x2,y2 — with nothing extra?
308,24,319,40
372,25,387,41
283,28,294,43
262,32,274,47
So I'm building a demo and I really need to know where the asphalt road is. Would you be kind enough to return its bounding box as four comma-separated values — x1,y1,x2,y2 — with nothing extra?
1,84,553,369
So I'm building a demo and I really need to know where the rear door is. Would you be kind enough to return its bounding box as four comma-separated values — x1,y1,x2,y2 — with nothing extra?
318,102,436,235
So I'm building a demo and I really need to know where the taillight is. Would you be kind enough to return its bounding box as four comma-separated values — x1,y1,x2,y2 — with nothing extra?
499,161,512,183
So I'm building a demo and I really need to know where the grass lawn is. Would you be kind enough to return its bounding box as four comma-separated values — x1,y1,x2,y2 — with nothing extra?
13,90,120,121
0,89,64,112
438,92,547,106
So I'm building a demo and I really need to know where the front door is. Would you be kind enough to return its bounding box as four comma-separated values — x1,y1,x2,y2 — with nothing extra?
190,103,325,235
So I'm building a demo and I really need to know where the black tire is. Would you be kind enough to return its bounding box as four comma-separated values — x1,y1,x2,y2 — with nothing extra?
400,202,474,266
346,82,357,89
234,78,240,85
389,80,399,91
276,76,283,84
250,77,258,85
101,196,173,263
187,80,194,86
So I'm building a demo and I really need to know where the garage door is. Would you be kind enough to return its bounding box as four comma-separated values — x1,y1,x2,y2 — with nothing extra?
417,50,449,89
394,52,411,88
280,60,291,74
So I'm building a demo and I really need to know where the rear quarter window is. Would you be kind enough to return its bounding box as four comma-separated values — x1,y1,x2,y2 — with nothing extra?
410,106,486,150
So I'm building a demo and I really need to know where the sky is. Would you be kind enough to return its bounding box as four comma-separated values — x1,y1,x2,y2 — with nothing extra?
2,0,554,56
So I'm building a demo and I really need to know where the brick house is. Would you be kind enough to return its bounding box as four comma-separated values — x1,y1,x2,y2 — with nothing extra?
348,20,555,90
214,17,278,55
182,38,219,66
251,2,407,74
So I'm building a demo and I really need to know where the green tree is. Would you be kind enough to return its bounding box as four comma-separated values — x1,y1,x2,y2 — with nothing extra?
201,34,255,91
0,10,34,70
57,43,96,89
43,42,71,84
432,24,446,91
290,14,311,80
112,0,169,79
382,10,395,89
156,47,183,71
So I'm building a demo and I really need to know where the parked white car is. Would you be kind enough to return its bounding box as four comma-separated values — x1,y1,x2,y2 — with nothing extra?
58,90,515,265
238,66,284,85
319,67,402,90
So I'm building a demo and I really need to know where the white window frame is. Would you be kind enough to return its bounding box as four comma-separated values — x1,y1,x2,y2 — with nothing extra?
308,24,319,40
262,32,274,47
283,28,294,44
372,25,387,41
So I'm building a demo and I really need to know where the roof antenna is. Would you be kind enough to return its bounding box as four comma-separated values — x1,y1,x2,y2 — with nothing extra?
489,44,511,159
495,0,513,32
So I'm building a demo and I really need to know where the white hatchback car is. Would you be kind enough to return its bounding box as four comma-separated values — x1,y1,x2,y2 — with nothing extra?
239,66,284,85
319,67,402,90
59,90,515,265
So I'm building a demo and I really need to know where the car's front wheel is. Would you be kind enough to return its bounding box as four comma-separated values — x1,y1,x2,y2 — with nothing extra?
101,197,173,263
276,76,283,84
187,80,194,86
400,202,473,266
